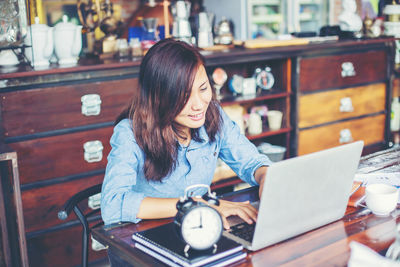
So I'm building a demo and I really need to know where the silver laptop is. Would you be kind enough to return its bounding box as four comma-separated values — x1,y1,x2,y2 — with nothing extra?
223,141,364,251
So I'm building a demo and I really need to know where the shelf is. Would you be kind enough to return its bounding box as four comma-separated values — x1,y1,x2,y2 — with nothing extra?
211,177,242,191
213,165,237,183
220,90,289,106
246,127,291,141
299,13,314,21
250,0,280,5
0,44,31,51
251,14,283,24
299,0,322,5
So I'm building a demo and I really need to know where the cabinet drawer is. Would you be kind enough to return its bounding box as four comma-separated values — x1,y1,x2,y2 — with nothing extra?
27,225,107,267
299,83,386,128
0,78,136,137
10,127,113,185
299,50,386,92
298,114,385,155
22,174,103,233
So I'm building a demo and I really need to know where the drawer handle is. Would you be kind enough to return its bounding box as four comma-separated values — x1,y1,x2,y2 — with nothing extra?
339,129,353,143
339,97,354,112
91,235,108,251
341,62,356,78
81,94,102,116
88,192,101,210
83,140,104,163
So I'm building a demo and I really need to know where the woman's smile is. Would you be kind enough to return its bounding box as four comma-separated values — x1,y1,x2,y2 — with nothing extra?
188,112,205,121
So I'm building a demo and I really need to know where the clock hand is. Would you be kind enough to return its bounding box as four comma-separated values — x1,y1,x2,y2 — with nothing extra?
199,211,203,229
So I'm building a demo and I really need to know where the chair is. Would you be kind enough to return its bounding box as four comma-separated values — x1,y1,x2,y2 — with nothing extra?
58,183,104,267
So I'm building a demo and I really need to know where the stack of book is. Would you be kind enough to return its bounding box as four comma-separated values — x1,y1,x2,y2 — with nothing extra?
132,222,246,267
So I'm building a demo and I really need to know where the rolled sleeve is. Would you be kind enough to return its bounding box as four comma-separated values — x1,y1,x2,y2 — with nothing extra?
218,110,272,186
101,120,145,225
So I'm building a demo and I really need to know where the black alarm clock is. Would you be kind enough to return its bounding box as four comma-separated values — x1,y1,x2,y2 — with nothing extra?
175,184,223,256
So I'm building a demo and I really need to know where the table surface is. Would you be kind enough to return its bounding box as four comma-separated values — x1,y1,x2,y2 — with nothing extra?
91,186,399,267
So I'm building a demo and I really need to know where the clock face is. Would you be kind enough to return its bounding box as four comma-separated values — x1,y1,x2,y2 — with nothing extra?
255,70,274,90
181,205,223,250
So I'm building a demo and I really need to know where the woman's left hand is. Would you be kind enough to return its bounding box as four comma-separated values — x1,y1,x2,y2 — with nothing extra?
213,199,258,230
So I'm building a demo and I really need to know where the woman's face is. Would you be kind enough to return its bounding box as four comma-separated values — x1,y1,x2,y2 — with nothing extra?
174,65,212,132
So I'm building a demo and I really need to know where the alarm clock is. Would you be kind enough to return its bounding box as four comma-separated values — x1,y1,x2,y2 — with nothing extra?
254,67,274,90
228,74,244,95
175,184,223,256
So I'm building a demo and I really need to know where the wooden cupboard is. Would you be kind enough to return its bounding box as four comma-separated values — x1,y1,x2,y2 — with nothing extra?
0,38,395,266
293,43,394,156
0,63,140,266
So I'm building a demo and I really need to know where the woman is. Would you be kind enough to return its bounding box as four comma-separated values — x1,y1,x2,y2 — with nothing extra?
101,39,271,231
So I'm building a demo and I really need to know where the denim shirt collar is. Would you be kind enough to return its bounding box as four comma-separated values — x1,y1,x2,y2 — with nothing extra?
179,126,210,150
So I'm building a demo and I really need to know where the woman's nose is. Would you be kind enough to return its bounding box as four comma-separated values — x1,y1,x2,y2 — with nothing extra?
190,93,204,110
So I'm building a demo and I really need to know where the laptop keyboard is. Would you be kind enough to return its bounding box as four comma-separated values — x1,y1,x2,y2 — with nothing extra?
229,222,256,242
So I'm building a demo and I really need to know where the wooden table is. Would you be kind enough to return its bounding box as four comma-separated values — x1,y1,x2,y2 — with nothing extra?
91,185,399,267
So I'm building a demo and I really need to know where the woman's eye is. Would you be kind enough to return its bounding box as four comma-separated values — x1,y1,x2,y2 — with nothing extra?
200,87,208,91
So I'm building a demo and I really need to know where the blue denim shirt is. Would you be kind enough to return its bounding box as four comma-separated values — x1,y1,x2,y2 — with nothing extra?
101,109,272,225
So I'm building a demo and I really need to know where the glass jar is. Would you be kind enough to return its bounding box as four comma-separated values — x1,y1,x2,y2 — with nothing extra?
0,0,28,48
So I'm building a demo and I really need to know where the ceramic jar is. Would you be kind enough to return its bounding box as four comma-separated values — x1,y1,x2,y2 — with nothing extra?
54,15,82,65
24,17,53,68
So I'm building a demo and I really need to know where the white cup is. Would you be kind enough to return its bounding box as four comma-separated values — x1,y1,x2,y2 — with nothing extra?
248,113,263,135
267,110,283,130
365,184,399,216
242,77,256,95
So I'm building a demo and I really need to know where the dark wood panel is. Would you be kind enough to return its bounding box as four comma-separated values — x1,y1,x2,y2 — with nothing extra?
0,78,136,137
299,50,386,92
0,150,28,267
9,127,113,185
27,225,107,267
22,174,103,233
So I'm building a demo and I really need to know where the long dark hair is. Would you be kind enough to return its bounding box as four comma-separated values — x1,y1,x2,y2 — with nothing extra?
119,39,222,182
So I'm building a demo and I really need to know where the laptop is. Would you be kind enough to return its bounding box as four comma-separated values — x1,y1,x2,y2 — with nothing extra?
223,141,364,251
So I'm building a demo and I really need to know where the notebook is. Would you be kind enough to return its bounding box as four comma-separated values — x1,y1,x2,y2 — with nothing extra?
135,243,246,267
224,141,364,251
132,222,245,267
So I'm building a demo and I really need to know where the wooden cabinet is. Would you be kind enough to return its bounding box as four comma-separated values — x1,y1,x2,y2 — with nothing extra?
294,43,393,156
0,64,140,267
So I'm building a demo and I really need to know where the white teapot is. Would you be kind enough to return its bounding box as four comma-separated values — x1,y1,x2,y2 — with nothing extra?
24,17,53,68
54,15,82,65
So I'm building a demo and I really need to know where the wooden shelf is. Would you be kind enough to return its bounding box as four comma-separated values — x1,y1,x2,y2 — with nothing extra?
211,177,242,191
220,89,289,106
212,165,237,183
246,127,291,140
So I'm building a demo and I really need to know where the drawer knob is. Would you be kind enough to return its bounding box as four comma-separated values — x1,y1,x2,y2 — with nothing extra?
339,129,353,143
341,62,356,78
81,94,102,116
339,97,354,112
83,140,104,163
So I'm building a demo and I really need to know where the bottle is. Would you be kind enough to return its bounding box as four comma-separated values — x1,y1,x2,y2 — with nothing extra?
391,97,400,132
129,38,142,57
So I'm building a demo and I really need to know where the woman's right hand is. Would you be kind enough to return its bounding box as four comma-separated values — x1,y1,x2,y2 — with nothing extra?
213,199,258,230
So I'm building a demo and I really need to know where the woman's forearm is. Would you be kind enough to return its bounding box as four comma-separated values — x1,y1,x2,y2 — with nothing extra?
137,197,180,219
254,166,268,185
